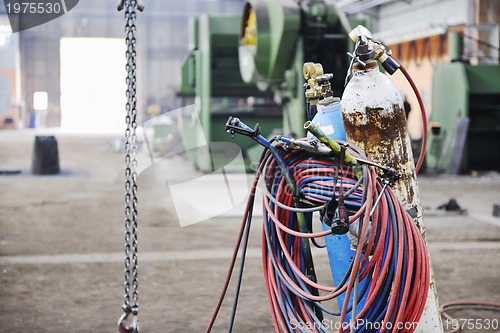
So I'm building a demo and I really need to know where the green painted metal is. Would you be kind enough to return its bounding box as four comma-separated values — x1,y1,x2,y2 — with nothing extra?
180,53,195,96
179,18,199,96
179,15,282,172
239,0,301,86
428,61,500,172
447,31,463,61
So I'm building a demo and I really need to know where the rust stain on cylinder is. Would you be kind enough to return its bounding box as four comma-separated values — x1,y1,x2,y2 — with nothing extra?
343,104,417,206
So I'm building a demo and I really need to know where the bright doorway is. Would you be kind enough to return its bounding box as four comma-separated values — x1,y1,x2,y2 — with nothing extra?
60,37,126,133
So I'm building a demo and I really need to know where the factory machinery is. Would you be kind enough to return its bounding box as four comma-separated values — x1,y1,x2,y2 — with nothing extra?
427,32,500,173
178,14,282,171
179,0,358,171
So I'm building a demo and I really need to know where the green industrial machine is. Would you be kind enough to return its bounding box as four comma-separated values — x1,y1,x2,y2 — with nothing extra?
427,36,500,173
179,1,362,172
239,0,357,137
179,15,282,172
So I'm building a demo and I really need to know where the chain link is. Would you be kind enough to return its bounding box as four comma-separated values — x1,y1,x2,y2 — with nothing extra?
119,1,140,331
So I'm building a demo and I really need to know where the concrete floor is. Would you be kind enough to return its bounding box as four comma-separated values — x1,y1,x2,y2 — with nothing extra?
1,129,499,333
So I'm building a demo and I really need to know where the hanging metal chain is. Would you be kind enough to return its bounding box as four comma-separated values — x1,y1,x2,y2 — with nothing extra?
118,1,143,332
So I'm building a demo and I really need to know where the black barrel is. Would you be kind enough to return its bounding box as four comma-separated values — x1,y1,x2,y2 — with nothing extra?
31,136,60,175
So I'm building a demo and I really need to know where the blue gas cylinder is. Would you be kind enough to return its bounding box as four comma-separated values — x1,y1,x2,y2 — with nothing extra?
307,96,346,142
307,96,368,322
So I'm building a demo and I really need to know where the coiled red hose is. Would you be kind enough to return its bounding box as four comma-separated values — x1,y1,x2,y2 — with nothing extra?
261,147,430,332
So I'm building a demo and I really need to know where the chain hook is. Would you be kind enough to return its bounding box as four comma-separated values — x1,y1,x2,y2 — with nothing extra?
118,306,139,333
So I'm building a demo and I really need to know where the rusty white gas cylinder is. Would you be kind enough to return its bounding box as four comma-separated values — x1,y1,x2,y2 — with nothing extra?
342,60,445,333
341,60,421,228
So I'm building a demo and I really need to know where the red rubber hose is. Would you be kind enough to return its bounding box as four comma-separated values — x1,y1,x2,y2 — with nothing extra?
262,151,429,332
400,65,427,174
204,152,269,333
206,141,431,332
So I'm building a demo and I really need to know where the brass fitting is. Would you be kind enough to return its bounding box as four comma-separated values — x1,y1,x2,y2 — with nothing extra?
303,62,333,104
373,43,389,63
303,62,323,80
